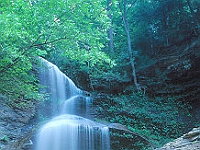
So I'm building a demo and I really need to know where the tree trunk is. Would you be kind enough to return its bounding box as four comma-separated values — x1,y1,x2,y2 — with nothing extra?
108,23,114,53
186,0,199,35
163,8,169,47
121,0,140,91
107,0,114,53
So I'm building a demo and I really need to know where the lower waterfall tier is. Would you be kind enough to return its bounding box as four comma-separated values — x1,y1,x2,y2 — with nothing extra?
35,114,110,150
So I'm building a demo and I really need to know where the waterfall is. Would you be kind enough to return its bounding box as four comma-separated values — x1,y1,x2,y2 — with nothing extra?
35,58,110,150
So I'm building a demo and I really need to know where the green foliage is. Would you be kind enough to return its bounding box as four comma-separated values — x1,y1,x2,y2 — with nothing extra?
0,0,112,105
34,0,115,88
65,48,115,75
94,91,193,149
0,0,46,104
0,135,9,143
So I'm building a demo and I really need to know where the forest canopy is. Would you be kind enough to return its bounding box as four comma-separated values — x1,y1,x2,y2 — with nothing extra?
0,0,112,100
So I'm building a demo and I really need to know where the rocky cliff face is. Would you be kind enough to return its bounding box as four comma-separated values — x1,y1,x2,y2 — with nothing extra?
0,95,35,150
91,37,200,110
138,37,200,121
138,37,200,99
156,127,200,150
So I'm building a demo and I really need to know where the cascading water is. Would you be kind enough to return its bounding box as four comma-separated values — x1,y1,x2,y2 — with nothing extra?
35,58,110,150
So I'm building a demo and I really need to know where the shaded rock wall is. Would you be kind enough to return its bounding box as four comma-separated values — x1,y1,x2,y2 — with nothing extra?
138,37,200,120
0,95,35,150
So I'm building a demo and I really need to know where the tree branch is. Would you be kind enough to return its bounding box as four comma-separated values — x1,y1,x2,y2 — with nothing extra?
0,35,43,74
30,36,68,48
0,32,80,74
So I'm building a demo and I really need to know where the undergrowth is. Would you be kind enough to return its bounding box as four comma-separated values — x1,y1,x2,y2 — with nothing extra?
93,91,193,150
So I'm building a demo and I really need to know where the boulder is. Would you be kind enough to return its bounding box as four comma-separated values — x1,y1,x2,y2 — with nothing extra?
156,127,200,150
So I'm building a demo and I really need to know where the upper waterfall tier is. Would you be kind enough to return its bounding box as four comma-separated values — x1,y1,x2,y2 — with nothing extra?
39,57,81,116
